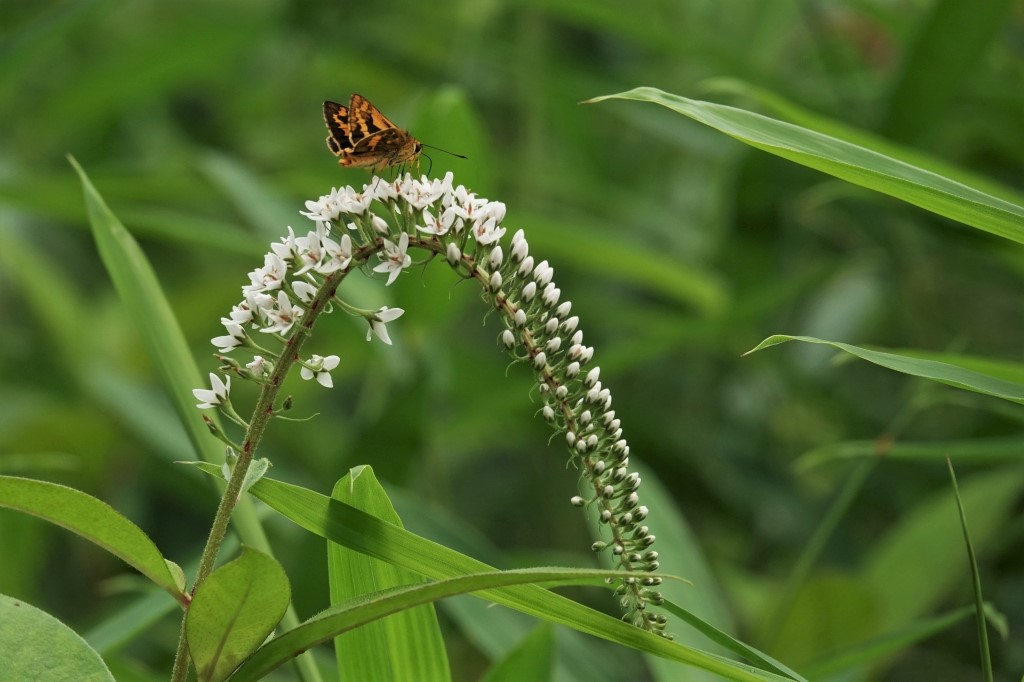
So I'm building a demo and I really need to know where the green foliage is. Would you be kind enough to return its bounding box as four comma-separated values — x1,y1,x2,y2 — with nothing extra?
2,1,1022,679
186,547,291,682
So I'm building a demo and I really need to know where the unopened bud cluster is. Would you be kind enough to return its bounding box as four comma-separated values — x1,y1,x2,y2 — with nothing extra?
193,172,667,635
481,240,668,637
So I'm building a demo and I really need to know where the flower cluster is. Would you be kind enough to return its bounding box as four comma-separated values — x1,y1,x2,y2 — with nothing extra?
192,172,666,635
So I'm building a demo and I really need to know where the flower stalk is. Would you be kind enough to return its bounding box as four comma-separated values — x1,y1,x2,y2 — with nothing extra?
174,172,669,678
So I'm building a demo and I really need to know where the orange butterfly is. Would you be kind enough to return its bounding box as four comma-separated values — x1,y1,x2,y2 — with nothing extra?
323,94,423,172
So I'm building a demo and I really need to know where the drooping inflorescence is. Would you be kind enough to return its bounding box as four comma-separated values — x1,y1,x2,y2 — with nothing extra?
193,172,668,636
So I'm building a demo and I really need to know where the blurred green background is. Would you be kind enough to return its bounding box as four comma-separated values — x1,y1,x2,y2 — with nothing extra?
2,0,1023,680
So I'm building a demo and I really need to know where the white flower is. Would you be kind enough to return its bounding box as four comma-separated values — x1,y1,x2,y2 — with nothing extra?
261,291,302,334
211,320,246,353
294,229,325,274
193,373,231,409
373,232,411,286
318,233,353,274
417,206,457,236
246,355,271,378
270,226,301,261
471,216,506,245
245,253,288,293
292,280,317,303
366,306,404,345
300,354,340,388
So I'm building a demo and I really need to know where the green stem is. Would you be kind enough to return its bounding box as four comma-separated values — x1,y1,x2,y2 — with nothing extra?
170,263,354,681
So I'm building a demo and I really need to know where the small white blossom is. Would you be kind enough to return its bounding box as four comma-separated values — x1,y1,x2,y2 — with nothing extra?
373,232,411,286
193,373,231,409
417,206,457,236
366,306,405,345
501,329,516,349
489,271,502,292
319,233,353,274
292,280,317,303
472,216,506,245
270,226,301,262
246,355,271,379
555,301,572,318
261,291,301,334
211,320,246,353
300,354,340,388
245,253,288,293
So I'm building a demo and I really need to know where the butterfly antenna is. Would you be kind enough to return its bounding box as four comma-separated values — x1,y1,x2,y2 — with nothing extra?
422,153,434,176
422,143,467,160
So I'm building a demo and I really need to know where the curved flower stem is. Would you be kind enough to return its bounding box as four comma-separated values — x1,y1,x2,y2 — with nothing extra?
170,263,355,682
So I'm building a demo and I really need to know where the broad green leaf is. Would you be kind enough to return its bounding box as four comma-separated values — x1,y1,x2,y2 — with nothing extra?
193,463,796,682
586,88,1024,245
231,569,723,682
329,467,450,682
389,487,635,682
86,535,241,655
480,623,554,682
0,476,183,599
745,335,1024,405
187,547,291,682
0,593,115,682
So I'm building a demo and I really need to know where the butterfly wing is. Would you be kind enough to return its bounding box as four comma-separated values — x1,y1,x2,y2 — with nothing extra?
348,93,400,139
323,100,353,156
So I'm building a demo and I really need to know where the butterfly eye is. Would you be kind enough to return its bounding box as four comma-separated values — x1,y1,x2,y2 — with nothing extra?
414,142,423,153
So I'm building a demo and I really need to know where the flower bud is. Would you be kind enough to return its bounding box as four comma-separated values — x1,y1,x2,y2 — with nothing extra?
446,242,461,266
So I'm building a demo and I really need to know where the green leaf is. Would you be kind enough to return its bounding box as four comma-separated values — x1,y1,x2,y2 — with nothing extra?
186,547,291,682
946,461,993,682
0,476,183,599
70,156,322,682
0,593,115,682
585,88,1024,245
232,568,650,682
328,467,450,682
745,335,1024,404
660,599,807,682
864,466,1024,633
69,156,225,465
480,624,554,682
192,463,796,682
797,437,1024,471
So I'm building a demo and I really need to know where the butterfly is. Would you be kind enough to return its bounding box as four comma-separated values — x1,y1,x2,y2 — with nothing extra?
323,94,423,172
